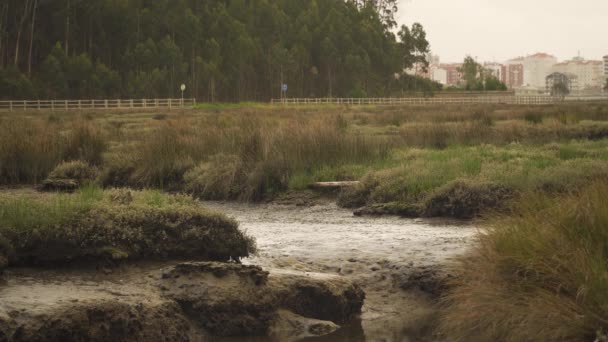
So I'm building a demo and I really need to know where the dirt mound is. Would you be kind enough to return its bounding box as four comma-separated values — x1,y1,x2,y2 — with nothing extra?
0,261,366,341
159,262,365,337
0,299,195,342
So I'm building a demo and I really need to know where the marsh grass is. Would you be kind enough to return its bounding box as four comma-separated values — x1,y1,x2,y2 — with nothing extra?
0,117,107,184
339,141,608,216
1,102,608,204
440,181,608,341
0,187,255,267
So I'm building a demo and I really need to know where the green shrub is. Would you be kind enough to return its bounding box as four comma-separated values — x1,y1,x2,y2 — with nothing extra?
440,182,608,341
421,180,514,219
47,160,97,182
0,189,256,267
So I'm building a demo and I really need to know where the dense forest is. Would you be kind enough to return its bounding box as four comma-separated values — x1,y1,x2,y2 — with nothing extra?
0,0,434,101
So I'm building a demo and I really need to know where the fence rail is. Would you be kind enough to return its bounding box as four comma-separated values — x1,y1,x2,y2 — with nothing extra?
271,96,563,106
0,98,197,111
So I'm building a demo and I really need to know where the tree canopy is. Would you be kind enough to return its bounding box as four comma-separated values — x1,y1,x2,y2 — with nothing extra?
0,0,430,101
459,55,507,91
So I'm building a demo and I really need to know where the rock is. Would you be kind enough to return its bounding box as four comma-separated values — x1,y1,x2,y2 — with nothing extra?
269,309,339,340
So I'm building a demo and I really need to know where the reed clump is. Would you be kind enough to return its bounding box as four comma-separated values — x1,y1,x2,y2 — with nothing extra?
440,181,608,341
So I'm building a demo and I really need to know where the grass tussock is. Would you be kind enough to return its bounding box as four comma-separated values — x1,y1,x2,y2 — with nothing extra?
0,187,256,268
440,181,608,341
47,160,98,182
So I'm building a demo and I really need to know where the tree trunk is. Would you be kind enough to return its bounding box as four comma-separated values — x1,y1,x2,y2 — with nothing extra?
0,2,7,67
27,0,38,77
15,0,32,66
65,0,70,55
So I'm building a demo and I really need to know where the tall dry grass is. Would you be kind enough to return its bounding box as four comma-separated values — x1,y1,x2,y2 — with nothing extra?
107,114,393,199
440,181,608,341
0,117,107,184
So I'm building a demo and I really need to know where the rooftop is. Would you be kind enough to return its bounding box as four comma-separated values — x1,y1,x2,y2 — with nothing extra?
527,52,557,59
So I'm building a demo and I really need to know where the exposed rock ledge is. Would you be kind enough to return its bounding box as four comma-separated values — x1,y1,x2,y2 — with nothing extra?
0,262,364,341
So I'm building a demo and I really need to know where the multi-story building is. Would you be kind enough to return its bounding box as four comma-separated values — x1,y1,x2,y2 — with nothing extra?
430,64,448,85
503,57,525,88
441,63,464,86
528,53,559,87
552,57,604,90
522,53,558,90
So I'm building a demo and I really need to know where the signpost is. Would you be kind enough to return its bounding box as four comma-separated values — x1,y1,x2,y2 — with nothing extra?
180,84,186,107
281,84,287,103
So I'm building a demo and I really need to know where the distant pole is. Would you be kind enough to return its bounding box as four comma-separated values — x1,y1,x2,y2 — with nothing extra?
180,84,186,107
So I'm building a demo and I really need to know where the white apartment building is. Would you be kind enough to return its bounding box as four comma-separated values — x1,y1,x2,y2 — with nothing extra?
522,53,558,90
430,65,448,85
552,57,604,90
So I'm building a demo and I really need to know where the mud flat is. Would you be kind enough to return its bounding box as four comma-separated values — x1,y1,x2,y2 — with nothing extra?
203,201,477,341
0,261,364,341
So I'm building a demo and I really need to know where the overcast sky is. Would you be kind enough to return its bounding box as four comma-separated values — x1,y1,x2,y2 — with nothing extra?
397,0,608,63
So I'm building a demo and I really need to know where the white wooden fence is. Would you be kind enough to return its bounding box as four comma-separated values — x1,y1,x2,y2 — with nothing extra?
271,96,558,106
0,98,197,111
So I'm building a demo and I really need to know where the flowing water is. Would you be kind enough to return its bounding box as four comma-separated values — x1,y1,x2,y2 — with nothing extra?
203,201,477,342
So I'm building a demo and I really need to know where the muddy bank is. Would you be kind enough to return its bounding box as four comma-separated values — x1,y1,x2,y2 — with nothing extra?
203,201,476,341
0,261,364,341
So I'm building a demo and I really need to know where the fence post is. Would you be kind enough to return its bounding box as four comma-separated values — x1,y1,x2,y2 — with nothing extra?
24,100,27,111
9,101,13,112
51,100,54,111
130,99,133,108
78,100,82,110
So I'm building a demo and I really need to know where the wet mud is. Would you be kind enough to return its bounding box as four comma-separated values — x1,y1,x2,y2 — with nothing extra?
203,201,477,341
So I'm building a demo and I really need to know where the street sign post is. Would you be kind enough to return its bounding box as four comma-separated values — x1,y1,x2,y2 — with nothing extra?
281,84,287,103
180,84,186,107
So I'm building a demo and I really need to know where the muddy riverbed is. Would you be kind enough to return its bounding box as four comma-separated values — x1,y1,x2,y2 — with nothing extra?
203,201,477,341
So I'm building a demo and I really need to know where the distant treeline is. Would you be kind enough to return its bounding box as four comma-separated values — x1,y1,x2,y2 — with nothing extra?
0,0,438,101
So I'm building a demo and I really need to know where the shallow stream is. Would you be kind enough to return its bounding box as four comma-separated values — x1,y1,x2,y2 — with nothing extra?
203,201,477,342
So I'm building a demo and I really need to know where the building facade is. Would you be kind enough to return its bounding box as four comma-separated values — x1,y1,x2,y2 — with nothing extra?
442,64,464,86
430,65,448,85
552,57,604,91
503,58,525,88
522,53,558,90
